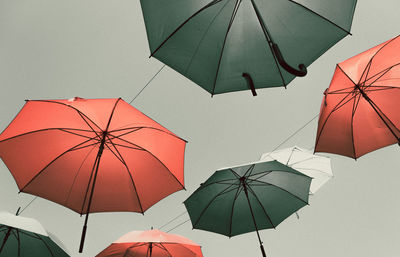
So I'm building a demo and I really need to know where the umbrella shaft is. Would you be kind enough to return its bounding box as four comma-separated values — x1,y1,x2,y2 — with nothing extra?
242,182,264,247
79,134,107,253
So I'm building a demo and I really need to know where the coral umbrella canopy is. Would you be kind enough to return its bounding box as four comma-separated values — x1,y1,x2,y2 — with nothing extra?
140,0,357,95
0,210,70,257
315,35,400,159
96,229,203,257
0,97,187,251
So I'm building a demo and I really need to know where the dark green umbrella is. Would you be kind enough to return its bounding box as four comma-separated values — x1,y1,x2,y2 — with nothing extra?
184,160,311,257
140,0,357,95
0,209,69,257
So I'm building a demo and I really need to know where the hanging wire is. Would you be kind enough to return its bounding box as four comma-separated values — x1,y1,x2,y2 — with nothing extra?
129,65,166,104
159,210,188,230
271,113,319,152
166,219,190,233
18,196,38,215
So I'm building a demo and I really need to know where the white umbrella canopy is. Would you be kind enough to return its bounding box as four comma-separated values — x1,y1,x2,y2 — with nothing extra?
0,210,70,257
260,146,333,194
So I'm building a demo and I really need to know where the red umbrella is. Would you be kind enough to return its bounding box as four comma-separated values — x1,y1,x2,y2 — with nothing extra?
0,97,187,252
96,229,203,257
315,35,400,158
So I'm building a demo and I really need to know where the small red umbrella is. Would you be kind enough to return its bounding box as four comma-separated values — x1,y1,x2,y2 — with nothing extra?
96,229,203,257
0,97,187,252
315,35,400,158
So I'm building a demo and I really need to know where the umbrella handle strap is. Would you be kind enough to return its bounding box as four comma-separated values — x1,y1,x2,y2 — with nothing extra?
260,244,267,257
272,43,307,77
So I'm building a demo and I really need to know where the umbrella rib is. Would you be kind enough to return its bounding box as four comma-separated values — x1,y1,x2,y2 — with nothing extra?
249,0,287,87
108,136,185,189
108,143,145,151
228,185,243,236
105,98,121,132
0,128,94,143
121,243,147,257
109,126,187,143
193,183,239,226
356,36,400,85
20,135,99,192
315,83,358,154
350,93,361,158
338,65,400,142
33,234,55,257
243,164,256,177
185,0,233,74
287,0,352,35
211,0,242,95
105,137,146,213
65,144,98,205
150,0,225,57
246,186,276,228
246,178,309,205
155,243,174,257
15,229,20,257
28,99,103,133
364,63,400,88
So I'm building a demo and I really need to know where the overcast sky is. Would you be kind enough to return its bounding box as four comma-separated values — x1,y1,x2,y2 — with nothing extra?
0,1,399,257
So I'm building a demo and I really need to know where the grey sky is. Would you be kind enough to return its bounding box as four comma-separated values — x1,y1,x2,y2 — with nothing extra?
0,1,399,257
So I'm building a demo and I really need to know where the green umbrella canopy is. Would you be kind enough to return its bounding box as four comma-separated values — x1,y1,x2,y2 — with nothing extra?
184,160,312,257
140,0,357,95
0,211,69,257
184,160,311,237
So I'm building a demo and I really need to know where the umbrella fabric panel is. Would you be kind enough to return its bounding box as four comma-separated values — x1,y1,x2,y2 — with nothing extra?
97,242,202,257
315,66,360,158
19,137,183,213
292,0,357,31
148,0,240,93
212,0,293,94
185,176,241,236
0,129,95,190
260,146,333,194
0,227,69,257
339,35,400,84
253,0,350,69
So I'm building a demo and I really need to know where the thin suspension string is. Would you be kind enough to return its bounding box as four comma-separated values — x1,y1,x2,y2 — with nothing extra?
16,65,167,215
159,112,320,233
129,65,166,104
18,196,38,215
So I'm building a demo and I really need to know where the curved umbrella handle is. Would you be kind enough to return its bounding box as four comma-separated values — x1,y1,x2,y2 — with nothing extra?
272,43,307,77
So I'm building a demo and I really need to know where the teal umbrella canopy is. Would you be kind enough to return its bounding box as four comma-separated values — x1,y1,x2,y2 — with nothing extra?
184,160,311,257
0,211,69,257
140,0,357,95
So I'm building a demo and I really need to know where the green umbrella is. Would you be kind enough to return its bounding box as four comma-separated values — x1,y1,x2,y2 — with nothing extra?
140,0,357,95
0,209,69,257
184,160,311,257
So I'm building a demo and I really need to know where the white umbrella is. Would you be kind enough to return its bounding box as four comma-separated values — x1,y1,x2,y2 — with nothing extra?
0,209,70,256
260,146,333,195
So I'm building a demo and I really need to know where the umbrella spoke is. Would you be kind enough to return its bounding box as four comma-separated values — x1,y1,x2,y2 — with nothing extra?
246,186,276,228
154,243,174,257
211,0,242,95
228,185,243,236
20,135,100,192
150,0,225,58
65,144,98,205
287,0,351,35
193,183,239,226
107,136,185,189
